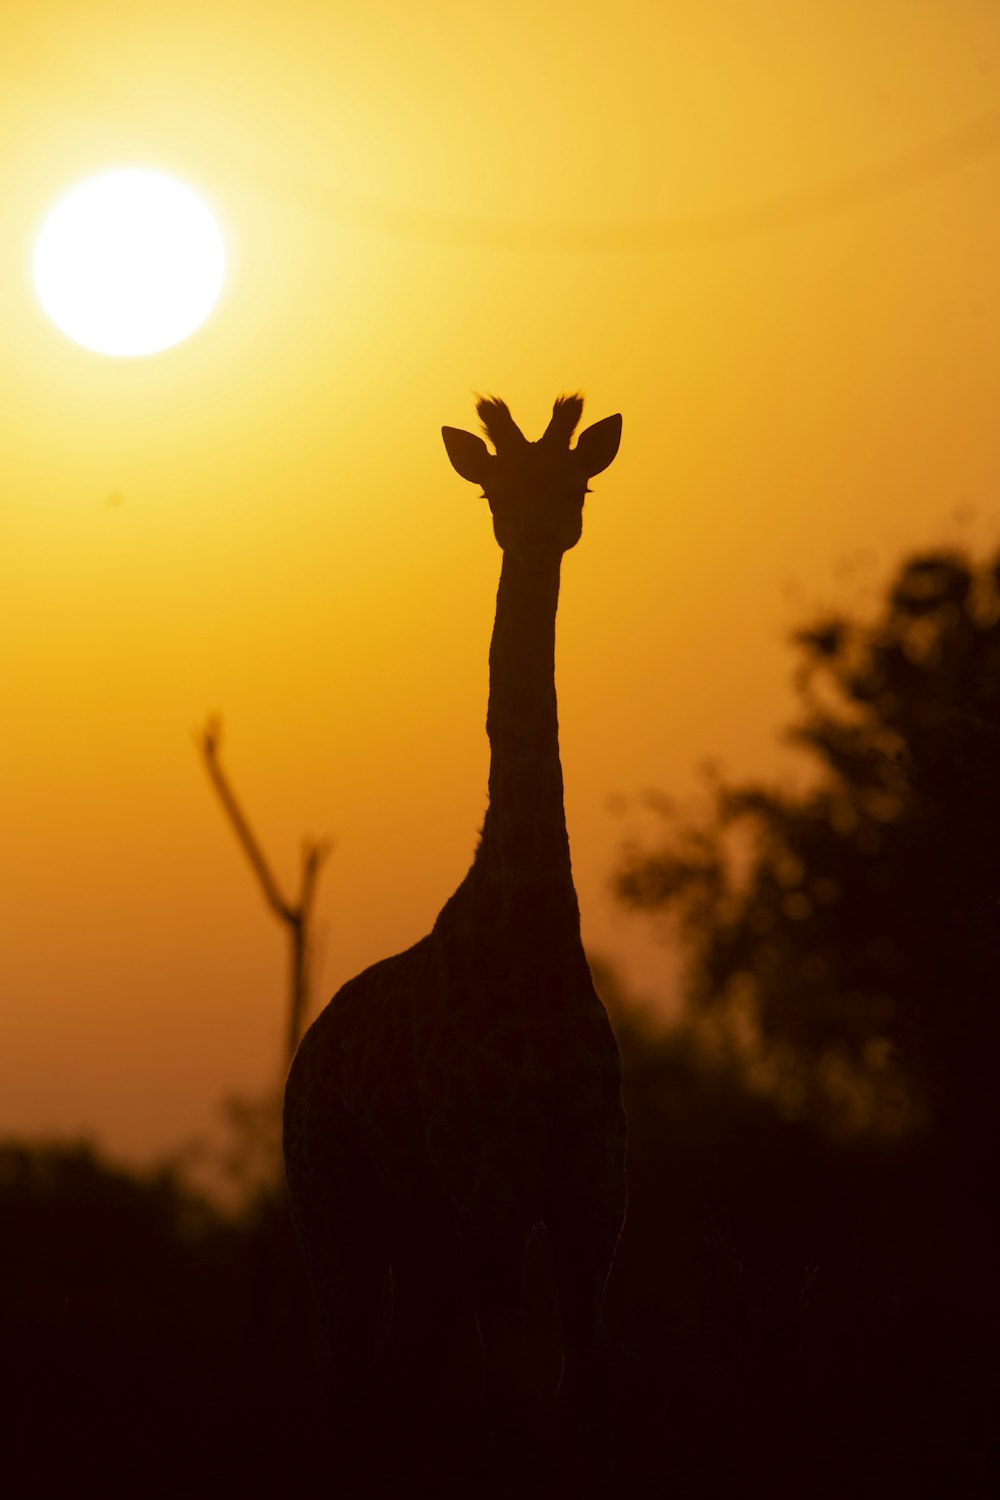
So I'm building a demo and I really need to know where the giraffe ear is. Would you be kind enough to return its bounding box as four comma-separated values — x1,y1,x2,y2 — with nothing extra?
574,414,622,478
442,426,492,486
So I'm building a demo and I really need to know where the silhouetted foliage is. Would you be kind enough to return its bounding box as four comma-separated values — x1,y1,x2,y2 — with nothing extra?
599,547,1000,1494
6,553,1000,1498
5,1030,999,1495
617,548,1000,1153
1,1140,327,1497
176,1089,285,1215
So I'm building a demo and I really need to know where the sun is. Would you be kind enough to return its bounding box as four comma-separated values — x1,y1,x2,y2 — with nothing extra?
33,169,226,357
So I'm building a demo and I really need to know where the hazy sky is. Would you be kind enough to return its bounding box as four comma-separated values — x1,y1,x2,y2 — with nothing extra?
2,0,999,1162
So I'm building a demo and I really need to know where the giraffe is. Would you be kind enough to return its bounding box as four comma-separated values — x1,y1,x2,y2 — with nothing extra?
282,393,627,1487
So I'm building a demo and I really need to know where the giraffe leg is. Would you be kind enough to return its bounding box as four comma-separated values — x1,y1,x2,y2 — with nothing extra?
286,1149,395,1498
459,1213,529,1399
376,1212,462,1400
458,1213,563,1499
548,1216,613,1406
360,1213,464,1488
284,1117,390,1416
546,1188,627,1492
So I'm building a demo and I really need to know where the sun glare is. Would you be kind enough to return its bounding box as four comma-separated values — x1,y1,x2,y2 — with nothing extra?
33,169,226,357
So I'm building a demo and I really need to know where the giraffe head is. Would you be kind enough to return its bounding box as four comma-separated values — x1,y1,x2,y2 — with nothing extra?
442,394,621,569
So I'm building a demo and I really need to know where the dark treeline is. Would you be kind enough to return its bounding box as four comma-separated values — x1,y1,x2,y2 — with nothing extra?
4,547,999,1497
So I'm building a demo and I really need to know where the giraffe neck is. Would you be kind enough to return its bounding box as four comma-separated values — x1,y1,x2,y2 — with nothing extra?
476,550,578,915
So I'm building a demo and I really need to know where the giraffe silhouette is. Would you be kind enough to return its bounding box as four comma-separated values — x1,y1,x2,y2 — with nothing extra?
283,394,627,1489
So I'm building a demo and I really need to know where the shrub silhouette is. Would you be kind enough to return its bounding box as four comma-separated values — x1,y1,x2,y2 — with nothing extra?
5,551,1000,1498
617,548,1000,1155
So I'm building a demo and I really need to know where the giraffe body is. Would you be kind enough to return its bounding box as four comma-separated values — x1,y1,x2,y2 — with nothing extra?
283,396,627,1463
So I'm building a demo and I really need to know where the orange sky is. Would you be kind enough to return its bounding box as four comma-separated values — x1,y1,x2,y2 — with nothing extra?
2,1,999,1163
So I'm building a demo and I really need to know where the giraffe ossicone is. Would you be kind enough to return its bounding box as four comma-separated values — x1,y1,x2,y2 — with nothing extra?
283,393,627,1482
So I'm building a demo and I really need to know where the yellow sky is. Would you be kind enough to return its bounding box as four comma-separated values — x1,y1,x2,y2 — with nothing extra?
2,0,999,1161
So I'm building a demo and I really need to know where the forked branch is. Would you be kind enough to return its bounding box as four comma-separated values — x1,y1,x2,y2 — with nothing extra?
197,715,333,1067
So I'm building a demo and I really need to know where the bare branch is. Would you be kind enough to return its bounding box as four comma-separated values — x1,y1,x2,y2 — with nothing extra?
197,716,333,1066
197,716,294,922
299,837,335,918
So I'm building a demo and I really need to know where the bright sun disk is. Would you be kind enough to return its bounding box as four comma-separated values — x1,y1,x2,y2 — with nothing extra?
33,169,226,357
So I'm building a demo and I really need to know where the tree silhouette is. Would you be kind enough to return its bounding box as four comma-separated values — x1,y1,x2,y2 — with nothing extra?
193,718,333,1208
617,548,1000,1152
197,715,332,1069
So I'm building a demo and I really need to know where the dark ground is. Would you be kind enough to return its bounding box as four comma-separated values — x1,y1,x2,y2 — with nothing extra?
3,1031,996,1500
